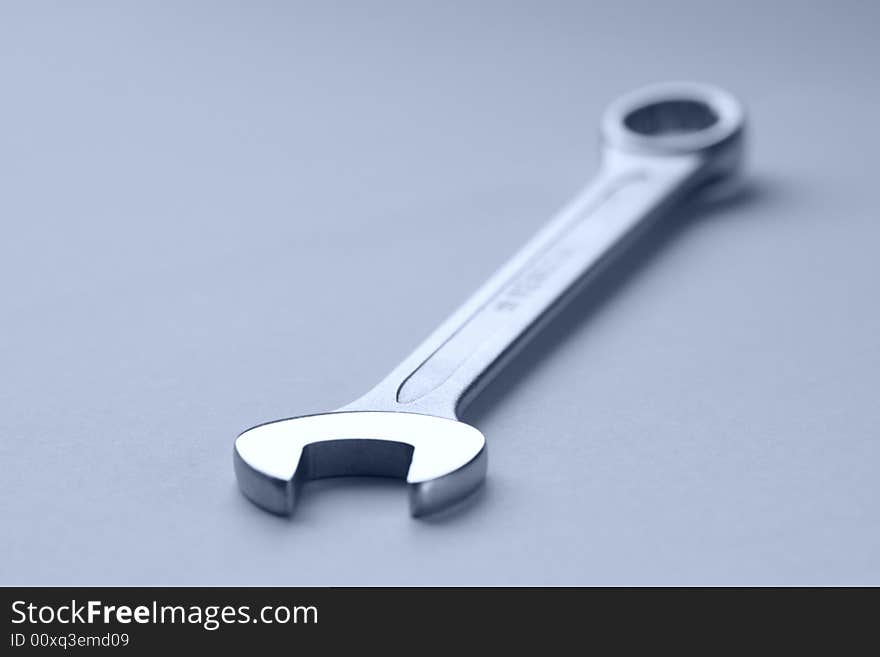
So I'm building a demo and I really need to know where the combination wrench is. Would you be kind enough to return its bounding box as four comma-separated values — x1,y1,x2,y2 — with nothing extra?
234,82,746,517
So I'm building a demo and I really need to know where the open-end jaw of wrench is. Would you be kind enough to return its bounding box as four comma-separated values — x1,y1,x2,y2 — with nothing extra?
234,82,746,517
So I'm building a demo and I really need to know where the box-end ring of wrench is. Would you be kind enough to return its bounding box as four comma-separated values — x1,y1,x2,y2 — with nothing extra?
234,81,746,517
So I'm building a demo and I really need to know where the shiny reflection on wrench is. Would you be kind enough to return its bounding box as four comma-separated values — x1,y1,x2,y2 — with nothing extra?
235,82,746,517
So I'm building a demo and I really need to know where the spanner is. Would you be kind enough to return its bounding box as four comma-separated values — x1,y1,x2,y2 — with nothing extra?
234,82,746,517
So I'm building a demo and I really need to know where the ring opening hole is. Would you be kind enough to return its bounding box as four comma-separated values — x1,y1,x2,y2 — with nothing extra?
623,99,719,136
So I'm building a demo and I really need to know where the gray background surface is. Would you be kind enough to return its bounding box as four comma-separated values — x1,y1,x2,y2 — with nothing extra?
2,1,878,585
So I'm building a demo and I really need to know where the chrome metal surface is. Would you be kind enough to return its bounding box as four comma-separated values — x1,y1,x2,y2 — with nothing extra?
234,82,746,517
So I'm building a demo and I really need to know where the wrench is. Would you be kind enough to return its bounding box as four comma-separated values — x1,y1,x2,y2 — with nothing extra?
234,82,746,517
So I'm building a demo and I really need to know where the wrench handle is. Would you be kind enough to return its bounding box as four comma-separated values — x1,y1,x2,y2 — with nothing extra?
347,150,705,418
